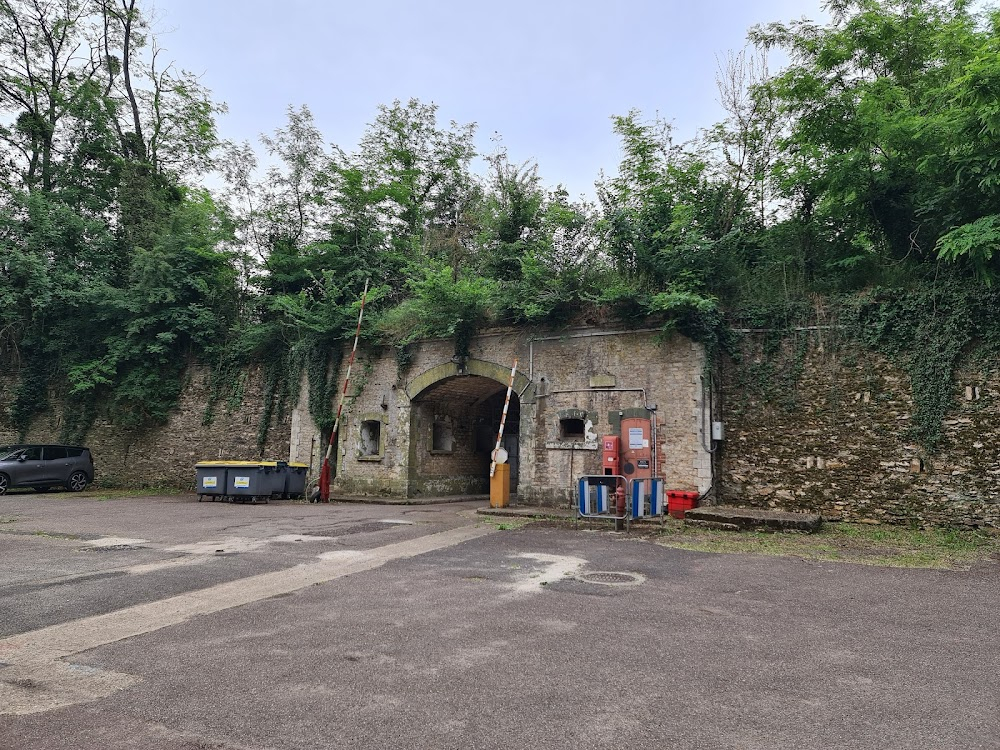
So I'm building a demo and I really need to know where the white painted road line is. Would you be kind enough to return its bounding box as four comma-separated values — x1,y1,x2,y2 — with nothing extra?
0,525,494,716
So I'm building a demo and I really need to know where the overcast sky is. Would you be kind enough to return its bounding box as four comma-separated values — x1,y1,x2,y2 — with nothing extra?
151,0,829,199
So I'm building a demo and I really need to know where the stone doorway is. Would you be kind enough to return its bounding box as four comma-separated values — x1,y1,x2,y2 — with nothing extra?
408,374,520,497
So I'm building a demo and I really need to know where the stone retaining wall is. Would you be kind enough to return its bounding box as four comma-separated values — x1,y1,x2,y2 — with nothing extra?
0,365,290,490
720,330,1000,528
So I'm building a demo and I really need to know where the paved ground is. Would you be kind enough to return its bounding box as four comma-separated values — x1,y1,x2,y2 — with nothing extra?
0,492,997,749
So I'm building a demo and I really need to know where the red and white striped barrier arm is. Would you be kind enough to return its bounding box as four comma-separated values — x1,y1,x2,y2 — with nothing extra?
490,358,518,478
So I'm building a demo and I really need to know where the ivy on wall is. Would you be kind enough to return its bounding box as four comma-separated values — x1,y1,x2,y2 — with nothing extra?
730,276,1000,454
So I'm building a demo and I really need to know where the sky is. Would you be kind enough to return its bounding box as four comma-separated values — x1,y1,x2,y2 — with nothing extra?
149,0,829,200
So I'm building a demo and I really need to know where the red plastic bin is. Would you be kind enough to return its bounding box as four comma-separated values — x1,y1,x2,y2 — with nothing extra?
667,490,699,519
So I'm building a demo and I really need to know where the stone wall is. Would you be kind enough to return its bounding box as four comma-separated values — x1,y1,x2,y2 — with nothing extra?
292,327,711,505
1,327,712,504
720,330,1000,528
7,322,999,525
1,365,291,490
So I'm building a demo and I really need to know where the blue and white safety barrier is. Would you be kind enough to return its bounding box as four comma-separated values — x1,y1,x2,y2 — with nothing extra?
631,478,664,518
578,477,611,515
577,475,626,520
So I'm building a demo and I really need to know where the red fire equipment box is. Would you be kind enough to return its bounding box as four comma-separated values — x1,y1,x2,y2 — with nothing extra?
620,417,652,481
667,490,699,519
602,436,620,476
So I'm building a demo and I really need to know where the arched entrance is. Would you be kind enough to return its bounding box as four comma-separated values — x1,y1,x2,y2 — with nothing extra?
406,360,532,498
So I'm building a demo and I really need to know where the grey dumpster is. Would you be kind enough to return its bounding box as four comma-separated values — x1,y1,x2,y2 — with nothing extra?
195,462,229,501
194,460,308,503
276,462,308,499
225,462,273,503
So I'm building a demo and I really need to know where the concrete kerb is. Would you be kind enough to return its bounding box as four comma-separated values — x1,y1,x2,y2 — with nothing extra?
330,493,490,506
476,506,577,520
475,505,671,527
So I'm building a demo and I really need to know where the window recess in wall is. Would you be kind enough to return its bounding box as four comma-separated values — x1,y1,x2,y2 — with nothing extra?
357,413,388,461
559,418,586,440
430,417,455,454
545,409,599,450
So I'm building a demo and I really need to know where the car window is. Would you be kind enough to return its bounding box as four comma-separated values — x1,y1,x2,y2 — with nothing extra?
20,446,42,460
44,446,68,460
66,447,84,457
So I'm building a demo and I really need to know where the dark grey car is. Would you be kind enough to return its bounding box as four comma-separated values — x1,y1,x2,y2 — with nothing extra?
0,445,94,494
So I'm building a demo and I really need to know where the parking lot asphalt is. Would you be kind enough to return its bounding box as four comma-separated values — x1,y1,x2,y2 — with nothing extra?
0,492,997,749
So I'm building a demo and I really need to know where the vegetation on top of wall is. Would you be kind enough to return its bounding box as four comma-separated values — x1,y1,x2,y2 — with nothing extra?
1,0,998,445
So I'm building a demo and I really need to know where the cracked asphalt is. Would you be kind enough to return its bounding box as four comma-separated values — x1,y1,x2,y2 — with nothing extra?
0,492,997,749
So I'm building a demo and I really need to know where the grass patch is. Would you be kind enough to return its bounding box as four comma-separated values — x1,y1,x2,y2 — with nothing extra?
82,486,189,501
653,519,1000,570
479,517,532,531
30,530,81,540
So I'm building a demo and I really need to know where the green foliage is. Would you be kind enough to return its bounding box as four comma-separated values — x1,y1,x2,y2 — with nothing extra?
3,0,999,457
9,355,49,436
307,343,341,434
844,276,978,451
378,265,496,359
935,215,1000,280
750,0,1000,280
256,357,284,453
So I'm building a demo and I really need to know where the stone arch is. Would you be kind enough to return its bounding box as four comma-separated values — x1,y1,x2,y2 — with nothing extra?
405,358,535,404
404,358,534,497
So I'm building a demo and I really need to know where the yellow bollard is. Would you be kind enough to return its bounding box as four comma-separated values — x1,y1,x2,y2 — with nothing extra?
490,464,510,508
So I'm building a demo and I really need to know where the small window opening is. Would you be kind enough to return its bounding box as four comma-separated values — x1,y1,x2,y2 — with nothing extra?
360,421,381,457
559,418,586,440
432,420,455,452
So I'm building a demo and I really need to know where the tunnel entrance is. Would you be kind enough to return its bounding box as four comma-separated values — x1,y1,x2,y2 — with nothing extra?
409,374,520,497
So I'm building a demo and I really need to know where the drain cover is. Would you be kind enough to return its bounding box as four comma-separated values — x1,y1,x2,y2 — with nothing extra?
578,571,643,586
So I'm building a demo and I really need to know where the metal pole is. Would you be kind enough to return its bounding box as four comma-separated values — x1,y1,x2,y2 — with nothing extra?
319,278,369,502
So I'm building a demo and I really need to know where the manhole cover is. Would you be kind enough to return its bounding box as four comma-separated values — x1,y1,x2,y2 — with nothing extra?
577,571,644,586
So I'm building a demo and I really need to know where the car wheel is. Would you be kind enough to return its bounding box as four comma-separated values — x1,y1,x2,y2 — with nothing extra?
0,473,8,495
66,471,89,492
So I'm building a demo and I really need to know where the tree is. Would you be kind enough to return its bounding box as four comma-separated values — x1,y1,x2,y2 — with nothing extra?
473,147,545,281
0,0,234,435
597,110,731,294
356,98,478,264
751,0,1000,280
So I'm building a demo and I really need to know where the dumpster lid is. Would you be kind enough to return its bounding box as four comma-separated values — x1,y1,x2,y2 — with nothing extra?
195,460,275,467
195,460,310,468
